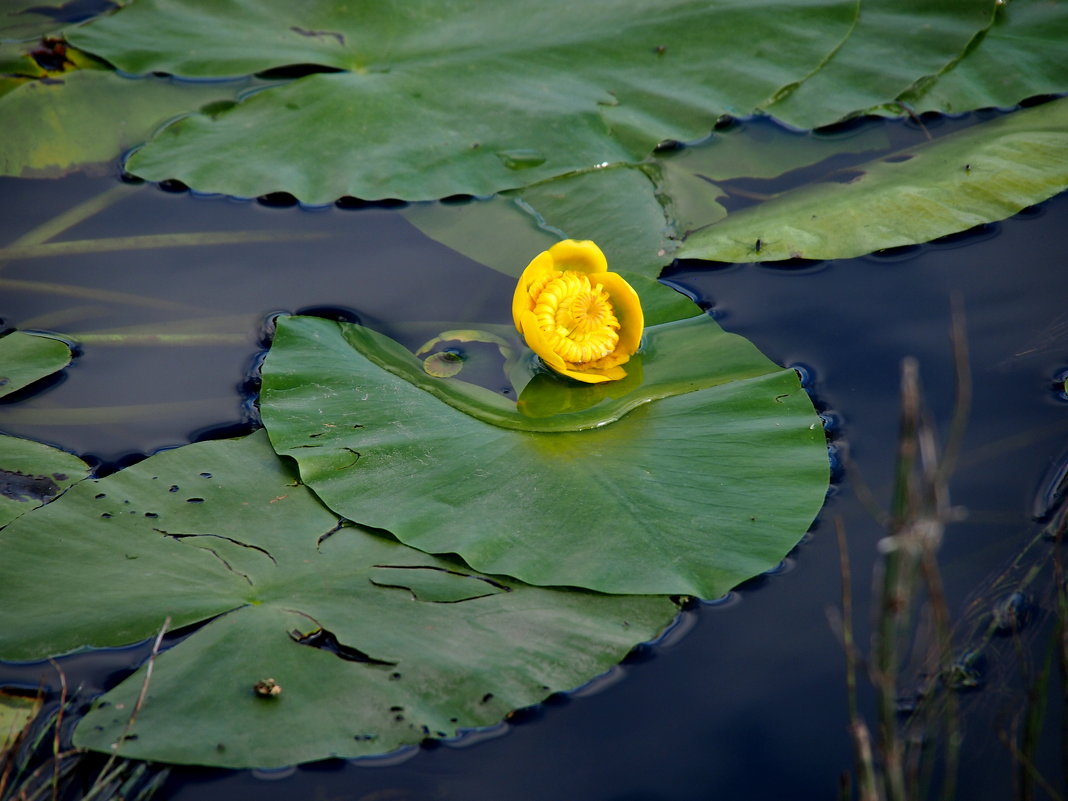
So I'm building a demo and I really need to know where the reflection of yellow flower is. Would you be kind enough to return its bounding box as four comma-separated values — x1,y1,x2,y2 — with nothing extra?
512,240,643,384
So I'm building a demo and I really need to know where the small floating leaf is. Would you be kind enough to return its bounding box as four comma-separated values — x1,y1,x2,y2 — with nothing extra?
422,350,464,378
0,330,71,398
0,691,40,751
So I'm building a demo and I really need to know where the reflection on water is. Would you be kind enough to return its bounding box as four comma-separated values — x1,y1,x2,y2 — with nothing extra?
1,164,1067,799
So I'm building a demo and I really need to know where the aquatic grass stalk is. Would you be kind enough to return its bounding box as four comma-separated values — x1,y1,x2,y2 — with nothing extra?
0,622,171,801
834,519,879,801
836,303,970,801
839,298,1068,800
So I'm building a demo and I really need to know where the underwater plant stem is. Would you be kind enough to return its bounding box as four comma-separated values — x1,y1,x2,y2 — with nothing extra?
0,398,233,426
3,183,139,256
874,549,908,801
835,518,880,801
49,660,66,801
74,333,250,346
1054,539,1068,791
0,230,328,261
0,278,204,313
920,549,959,801
936,295,971,487
997,728,1065,801
873,359,927,801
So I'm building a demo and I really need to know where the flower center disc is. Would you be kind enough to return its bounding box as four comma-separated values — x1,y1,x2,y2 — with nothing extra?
533,271,620,364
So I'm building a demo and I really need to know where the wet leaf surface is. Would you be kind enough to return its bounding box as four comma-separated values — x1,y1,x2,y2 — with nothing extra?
0,433,90,526
0,431,678,767
678,98,1068,262
69,0,859,201
259,315,829,596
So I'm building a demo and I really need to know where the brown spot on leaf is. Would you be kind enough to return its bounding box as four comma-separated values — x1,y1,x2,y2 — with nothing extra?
0,469,60,504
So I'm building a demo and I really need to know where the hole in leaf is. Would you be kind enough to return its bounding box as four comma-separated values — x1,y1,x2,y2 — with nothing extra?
290,627,397,666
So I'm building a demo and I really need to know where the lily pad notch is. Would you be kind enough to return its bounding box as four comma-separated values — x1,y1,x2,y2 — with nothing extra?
259,314,831,598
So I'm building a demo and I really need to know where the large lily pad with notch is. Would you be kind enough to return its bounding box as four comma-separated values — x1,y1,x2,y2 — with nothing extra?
69,0,858,202
678,97,1068,263
0,431,677,767
259,314,829,597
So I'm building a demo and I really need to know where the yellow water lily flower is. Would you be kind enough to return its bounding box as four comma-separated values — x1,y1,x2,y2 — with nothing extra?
512,240,643,384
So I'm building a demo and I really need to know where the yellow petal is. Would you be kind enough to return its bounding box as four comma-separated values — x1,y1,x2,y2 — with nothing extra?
596,271,644,356
559,364,627,384
513,240,642,385
546,240,608,275
512,250,558,332
519,309,569,373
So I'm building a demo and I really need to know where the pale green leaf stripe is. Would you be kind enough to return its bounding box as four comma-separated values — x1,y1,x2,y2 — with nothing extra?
678,98,1068,263
899,0,1068,114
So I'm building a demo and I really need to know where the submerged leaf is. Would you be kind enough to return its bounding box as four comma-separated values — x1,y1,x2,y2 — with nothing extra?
0,431,677,767
0,691,40,751
259,315,829,597
678,98,1068,263
403,165,715,323
0,69,238,178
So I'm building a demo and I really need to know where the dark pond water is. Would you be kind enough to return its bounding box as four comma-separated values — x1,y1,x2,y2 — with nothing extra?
1,118,1067,800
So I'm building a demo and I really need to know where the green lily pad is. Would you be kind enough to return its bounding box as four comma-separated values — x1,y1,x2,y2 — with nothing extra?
403,165,712,324
404,121,894,303
899,0,1068,114
0,68,239,178
69,0,858,202
0,431,677,767
760,0,994,129
0,434,90,528
0,330,71,397
678,97,1068,263
0,0,92,43
404,165,694,280
259,315,829,597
